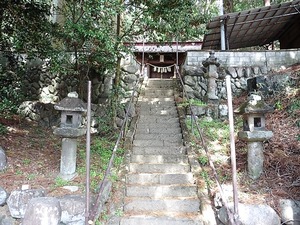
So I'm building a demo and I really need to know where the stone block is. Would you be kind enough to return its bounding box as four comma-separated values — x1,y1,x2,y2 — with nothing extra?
22,197,61,225
218,203,280,225
279,199,300,225
58,195,85,225
0,147,7,171
0,187,8,206
7,189,46,219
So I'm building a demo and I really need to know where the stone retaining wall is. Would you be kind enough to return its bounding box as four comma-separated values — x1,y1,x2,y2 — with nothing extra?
182,50,300,100
19,54,140,129
186,50,300,68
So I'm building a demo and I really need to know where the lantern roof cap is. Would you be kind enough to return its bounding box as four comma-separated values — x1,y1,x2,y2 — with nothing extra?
54,92,87,112
235,94,273,115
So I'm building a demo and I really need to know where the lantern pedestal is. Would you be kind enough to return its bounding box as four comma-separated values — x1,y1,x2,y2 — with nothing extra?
238,130,273,179
60,138,78,180
247,142,264,180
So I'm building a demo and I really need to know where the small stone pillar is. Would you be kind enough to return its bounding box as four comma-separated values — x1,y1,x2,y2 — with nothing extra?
202,51,220,101
54,92,86,180
202,51,221,119
235,94,273,179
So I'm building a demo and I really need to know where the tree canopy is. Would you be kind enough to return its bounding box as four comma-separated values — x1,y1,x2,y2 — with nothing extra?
0,0,292,118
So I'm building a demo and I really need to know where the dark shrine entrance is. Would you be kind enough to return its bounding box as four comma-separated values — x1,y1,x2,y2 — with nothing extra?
134,52,186,79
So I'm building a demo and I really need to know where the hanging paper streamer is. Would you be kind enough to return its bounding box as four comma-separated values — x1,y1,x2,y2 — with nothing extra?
147,63,175,73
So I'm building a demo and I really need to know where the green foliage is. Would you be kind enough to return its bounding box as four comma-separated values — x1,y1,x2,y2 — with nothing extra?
288,98,300,127
125,0,209,42
288,99,300,113
187,118,230,144
179,98,206,108
77,137,125,191
0,0,56,57
96,109,116,137
91,138,124,170
0,123,8,135
0,54,26,117
54,177,69,187
231,0,290,12
274,100,283,110
198,155,209,166
200,170,212,188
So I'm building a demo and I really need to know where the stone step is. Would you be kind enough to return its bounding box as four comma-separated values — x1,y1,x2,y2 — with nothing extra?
134,133,182,142
120,215,202,225
126,173,194,185
133,139,182,147
138,97,175,103
135,127,182,134
126,185,198,198
132,146,186,155
137,117,179,124
139,106,177,112
136,122,180,129
129,163,190,173
143,90,174,97
138,109,178,116
138,104,176,110
124,198,200,213
130,155,188,164
146,79,174,87
138,96,175,105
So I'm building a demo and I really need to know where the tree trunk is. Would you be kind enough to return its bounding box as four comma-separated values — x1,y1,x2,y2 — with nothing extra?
112,4,122,128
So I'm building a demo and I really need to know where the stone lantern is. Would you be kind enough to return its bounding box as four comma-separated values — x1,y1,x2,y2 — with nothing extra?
54,92,86,180
202,51,220,101
202,51,222,119
235,94,273,180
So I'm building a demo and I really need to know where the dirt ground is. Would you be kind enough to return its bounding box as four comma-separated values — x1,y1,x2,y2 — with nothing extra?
0,117,86,196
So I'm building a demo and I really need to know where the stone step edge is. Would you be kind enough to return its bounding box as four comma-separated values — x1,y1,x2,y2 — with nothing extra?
125,184,197,188
124,196,199,201
121,212,201,219
128,162,189,166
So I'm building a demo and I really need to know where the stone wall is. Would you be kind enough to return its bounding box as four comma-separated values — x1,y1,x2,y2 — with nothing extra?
182,50,300,101
186,50,300,69
19,54,140,129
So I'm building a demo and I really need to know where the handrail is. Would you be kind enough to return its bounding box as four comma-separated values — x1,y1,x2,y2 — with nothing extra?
88,76,142,222
174,66,240,225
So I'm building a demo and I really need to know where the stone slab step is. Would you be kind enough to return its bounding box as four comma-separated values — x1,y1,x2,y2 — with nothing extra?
133,139,182,147
143,88,174,92
143,92,174,97
134,133,182,142
146,79,174,87
136,122,180,129
138,97,175,103
126,173,194,185
138,106,176,112
120,215,202,225
124,198,200,213
137,110,178,116
130,155,188,164
137,117,179,124
135,127,182,134
132,146,186,155
138,99,175,105
129,163,190,173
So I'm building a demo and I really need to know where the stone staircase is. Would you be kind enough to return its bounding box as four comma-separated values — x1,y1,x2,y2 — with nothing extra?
120,79,202,225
